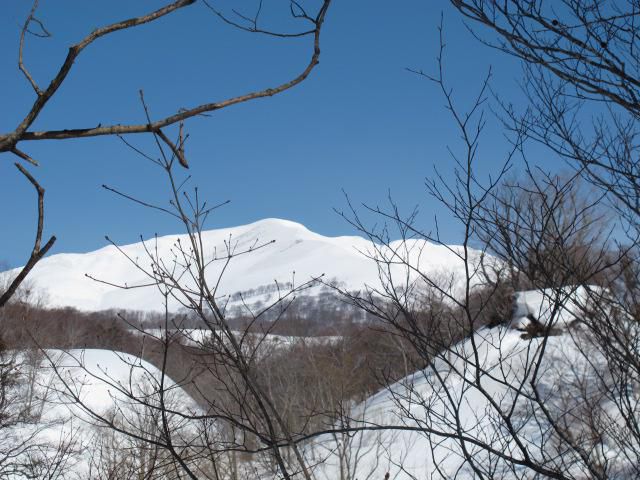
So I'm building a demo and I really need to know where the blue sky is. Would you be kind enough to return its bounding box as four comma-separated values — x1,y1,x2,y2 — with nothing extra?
1,1,537,267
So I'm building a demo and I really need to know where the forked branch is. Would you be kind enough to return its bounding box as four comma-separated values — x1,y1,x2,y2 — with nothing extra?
0,164,55,307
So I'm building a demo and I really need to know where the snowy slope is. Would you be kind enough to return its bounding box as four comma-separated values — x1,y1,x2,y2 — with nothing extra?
4,218,491,312
6,349,198,478
307,286,633,480
308,328,557,479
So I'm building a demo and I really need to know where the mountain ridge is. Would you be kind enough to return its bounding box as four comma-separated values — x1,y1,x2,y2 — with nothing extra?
3,218,489,313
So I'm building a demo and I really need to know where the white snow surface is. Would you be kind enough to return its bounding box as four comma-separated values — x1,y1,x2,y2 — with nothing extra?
45,349,197,414
6,349,197,478
306,286,635,479
5,218,491,312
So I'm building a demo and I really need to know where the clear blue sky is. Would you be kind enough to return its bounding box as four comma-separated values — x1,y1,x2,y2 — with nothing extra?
1,1,543,268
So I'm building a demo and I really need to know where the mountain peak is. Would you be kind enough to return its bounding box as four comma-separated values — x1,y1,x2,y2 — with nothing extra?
3,219,488,313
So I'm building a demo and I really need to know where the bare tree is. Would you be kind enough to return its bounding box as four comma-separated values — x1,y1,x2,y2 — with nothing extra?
42,119,333,478
449,0,640,232
475,170,613,290
42,108,428,477
330,16,640,477
2,2,335,476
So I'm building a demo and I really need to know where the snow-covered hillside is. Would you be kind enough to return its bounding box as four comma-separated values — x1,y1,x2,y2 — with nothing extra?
6,285,634,479
4,218,491,312
307,286,637,479
4,349,198,479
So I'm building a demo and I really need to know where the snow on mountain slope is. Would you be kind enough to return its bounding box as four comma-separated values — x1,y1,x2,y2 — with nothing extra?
308,286,634,480
5,219,491,312
7,349,198,478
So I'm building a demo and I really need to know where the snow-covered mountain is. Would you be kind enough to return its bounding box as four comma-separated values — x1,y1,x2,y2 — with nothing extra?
4,218,492,312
